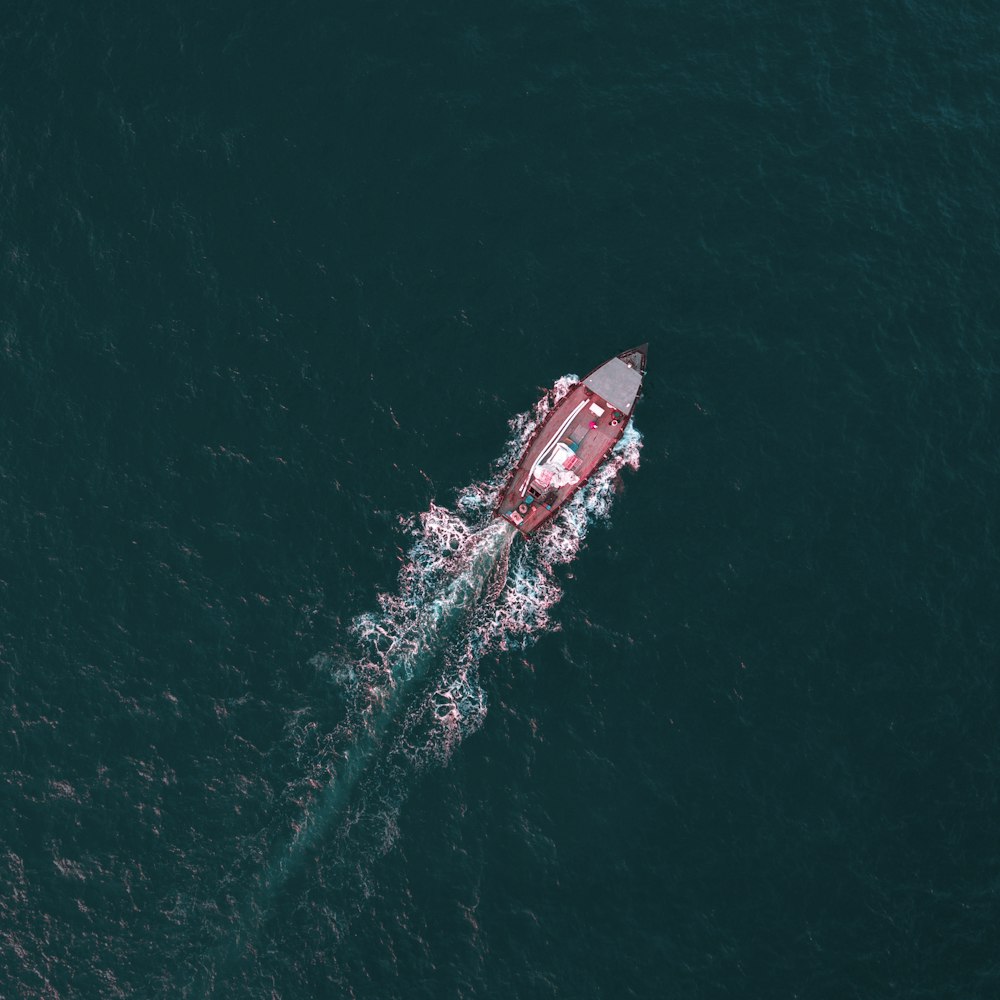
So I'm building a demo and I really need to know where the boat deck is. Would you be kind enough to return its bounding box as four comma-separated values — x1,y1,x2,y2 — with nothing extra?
496,382,629,535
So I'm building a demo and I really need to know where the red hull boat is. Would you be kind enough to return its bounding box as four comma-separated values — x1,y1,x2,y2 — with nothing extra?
495,345,648,536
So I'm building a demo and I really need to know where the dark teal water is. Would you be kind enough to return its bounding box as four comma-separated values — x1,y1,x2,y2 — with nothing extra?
3,1,999,996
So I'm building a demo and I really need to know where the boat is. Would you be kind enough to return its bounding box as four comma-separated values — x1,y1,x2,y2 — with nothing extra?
495,345,648,536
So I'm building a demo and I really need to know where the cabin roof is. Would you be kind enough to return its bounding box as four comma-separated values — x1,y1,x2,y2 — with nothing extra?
583,357,642,412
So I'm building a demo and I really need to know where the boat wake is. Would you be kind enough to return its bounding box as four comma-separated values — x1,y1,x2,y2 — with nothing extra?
200,378,642,992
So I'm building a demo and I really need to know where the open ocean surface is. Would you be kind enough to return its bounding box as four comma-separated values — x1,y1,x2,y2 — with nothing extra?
2,2,999,997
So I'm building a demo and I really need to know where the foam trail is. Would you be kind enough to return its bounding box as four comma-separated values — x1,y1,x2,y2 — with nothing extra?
259,519,514,896
203,518,516,988
199,377,643,992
